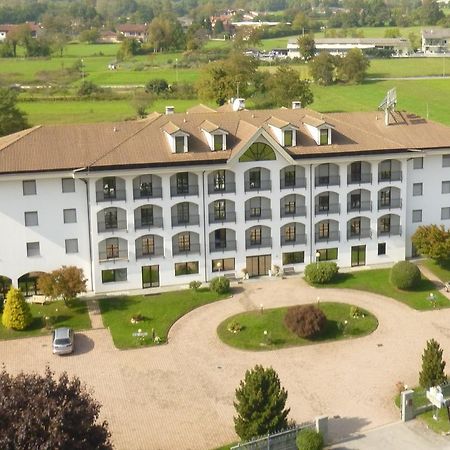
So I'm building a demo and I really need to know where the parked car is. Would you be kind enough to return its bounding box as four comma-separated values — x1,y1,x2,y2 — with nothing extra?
52,327,74,355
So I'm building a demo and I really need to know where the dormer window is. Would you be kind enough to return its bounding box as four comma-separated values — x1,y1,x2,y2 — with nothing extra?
267,117,298,147
303,115,334,146
200,120,227,151
162,121,189,153
320,129,329,145
214,134,223,151
175,136,185,153
284,130,293,146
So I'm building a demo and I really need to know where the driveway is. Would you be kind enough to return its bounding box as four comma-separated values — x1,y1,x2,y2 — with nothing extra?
2,276,450,449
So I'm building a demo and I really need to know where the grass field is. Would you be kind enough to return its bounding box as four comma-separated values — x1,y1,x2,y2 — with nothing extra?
422,259,450,283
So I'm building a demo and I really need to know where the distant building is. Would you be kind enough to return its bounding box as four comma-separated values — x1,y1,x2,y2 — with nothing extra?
116,24,148,42
422,28,450,54
232,21,283,28
0,22,42,42
98,30,120,44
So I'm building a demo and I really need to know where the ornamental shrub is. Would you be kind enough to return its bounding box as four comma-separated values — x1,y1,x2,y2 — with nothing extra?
189,280,202,291
284,305,327,339
1,287,32,330
296,428,324,450
304,262,339,284
390,261,421,290
209,276,230,294
419,338,447,389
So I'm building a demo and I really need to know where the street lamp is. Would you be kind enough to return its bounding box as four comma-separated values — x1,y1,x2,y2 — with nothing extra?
217,260,222,275
315,250,321,266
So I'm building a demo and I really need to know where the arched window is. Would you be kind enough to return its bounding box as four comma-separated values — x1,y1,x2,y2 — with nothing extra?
239,142,276,162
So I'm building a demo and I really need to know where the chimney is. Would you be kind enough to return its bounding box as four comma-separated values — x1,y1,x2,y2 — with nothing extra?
232,98,245,111
165,106,175,115
292,101,302,110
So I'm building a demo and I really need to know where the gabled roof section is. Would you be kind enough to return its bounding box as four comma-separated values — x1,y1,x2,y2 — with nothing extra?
200,120,228,134
187,104,216,114
303,115,334,128
267,116,299,130
161,121,189,136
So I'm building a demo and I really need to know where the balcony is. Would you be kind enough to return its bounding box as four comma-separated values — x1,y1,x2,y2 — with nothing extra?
171,214,200,227
281,206,306,218
99,249,128,262
173,242,201,255
245,237,272,249
210,240,237,253
378,171,402,183
96,189,126,203
244,179,271,193
378,198,402,211
377,225,402,237
136,246,164,259
315,203,340,216
347,228,372,240
347,173,372,185
281,234,307,246
170,184,199,198
347,201,372,213
209,211,236,224
315,175,340,187
280,177,307,190
315,231,340,243
97,220,127,233
134,217,163,230
133,186,163,200
208,182,236,195
245,209,272,221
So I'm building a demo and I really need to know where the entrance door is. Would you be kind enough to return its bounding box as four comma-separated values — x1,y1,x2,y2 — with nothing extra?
246,255,271,277
351,245,366,267
142,265,159,288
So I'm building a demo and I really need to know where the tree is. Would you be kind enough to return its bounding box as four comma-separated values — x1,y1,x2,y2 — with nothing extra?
267,66,313,108
37,266,87,304
411,225,450,262
79,29,101,44
419,339,447,389
337,48,370,84
116,38,141,61
309,52,337,86
233,26,262,51
234,365,290,441
0,366,112,449
1,287,32,330
145,78,169,95
417,0,445,25
0,88,29,137
408,32,421,52
131,90,153,118
297,34,315,61
6,24,32,57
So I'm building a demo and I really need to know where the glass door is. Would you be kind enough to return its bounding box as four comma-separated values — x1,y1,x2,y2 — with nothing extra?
351,245,366,267
142,265,159,288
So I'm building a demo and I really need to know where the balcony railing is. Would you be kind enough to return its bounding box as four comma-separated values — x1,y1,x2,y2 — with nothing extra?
315,175,340,187
315,230,340,243
245,237,272,249
377,225,402,237
171,214,200,227
245,209,272,221
378,171,402,183
133,186,163,200
209,211,237,224
136,246,164,259
97,220,127,233
96,189,126,203
347,228,372,240
173,242,201,255
99,249,128,261
378,198,402,210
244,179,271,192
280,205,307,218
315,203,340,215
280,177,307,190
170,184,199,198
280,234,307,246
134,216,164,230
347,200,372,213
210,240,237,253
208,182,236,195
347,172,372,185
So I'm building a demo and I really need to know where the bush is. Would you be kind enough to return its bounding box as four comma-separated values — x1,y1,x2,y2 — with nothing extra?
227,320,242,333
284,305,327,339
1,287,32,330
390,261,421,290
145,78,169,95
209,276,230,294
296,428,324,450
304,262,339,284
189,281,202,291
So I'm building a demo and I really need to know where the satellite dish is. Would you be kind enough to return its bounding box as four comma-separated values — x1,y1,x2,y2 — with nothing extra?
378,88,397,126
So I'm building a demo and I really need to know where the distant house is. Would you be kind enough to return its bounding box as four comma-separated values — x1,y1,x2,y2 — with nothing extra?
422,28,450,54
98,30,120,44
116,24,148,42
0,22,41,42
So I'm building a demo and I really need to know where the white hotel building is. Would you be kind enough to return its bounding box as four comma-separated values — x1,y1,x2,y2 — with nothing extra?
1,103,450,295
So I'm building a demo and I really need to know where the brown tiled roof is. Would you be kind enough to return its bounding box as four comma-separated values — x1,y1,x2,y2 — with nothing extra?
1,107,450,174
116,24,148,33
303,115,329,128
187,104,216,114
161,122,181,135
200,120,220,133
267,116,298,129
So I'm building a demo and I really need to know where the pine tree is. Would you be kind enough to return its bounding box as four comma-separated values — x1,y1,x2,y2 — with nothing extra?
419,339,447,389
234,365,290,441
1,287,32,330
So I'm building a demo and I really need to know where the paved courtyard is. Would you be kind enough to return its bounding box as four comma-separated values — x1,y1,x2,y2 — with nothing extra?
2,275,450,449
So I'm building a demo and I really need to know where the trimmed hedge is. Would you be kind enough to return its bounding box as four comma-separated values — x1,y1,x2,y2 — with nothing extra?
284,305,327,338
209,276,230,294
296,428,324,450
390,261,421,290
304,262,339,284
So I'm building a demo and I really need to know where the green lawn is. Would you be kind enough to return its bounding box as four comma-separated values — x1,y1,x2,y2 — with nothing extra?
422,259,450,283
367,58,450,78
99,288,229,349
315,269,450,310
0,298,91,341
217,302,378,351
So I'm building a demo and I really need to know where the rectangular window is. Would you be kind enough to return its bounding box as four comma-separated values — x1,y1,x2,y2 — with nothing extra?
26,242,40,257
63,208,77,224
350,218,361,236
250,227,262,245
178,233,190,251
443,155,450,167
24,211,38,227
380,188,391,206
212,258,235,272
285,200,296,214
177,202,190,223
284,225,296,242
317,248,338,261
413,183,423,196
350,193,361,209
378,243,386,255
214,200,226,220
380,217,391,232
175,261,199,276
249,169,261,189
442,181,450,194
350,162,362,182
106,238,119,259
103,177,116,199
23,180,36,196
284,130,293,146
175,136,185,153
214,170,226,191
284,168,296,187
319,222,330,238
413,157,423,169
318,194,330,211
213,134,223,151
102,268,127,283
141,206,154,226
282,251,304,265
65,238,79,254
138,175,153,197
320,129,328,145
250,197,261,217
142,236,154,255
104,209,117,229
62,178,75,193
442,207,450,220
176,172,189,194
214,229,227,249
412,209,422,223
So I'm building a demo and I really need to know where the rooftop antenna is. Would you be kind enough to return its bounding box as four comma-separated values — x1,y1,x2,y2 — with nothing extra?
378,87,397,126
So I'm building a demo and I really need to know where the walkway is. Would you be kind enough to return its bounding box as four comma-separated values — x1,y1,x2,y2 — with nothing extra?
86,298,105,329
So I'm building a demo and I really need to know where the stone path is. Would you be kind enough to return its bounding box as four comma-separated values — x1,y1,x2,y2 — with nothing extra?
86,298,105,329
